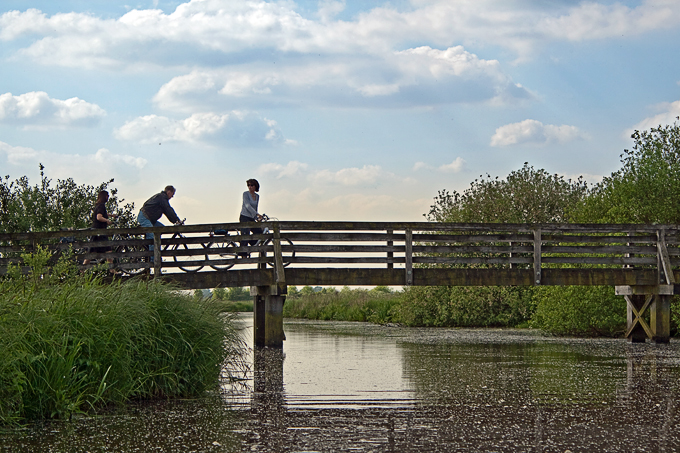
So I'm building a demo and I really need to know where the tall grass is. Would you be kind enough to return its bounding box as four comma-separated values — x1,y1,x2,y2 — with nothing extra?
283,287,403,323
0,247,246,423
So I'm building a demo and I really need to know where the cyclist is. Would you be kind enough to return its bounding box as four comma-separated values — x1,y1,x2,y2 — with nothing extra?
137,185,182,261
83,190,118,273
239,178,263,256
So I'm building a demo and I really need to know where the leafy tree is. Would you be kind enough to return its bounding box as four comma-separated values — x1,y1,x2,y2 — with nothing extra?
573,119,680,223
212,287,227,300
417,163,589,329
0,164,136,233
426,162,588,224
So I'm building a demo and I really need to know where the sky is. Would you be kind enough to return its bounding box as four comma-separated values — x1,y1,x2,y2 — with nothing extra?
1,0,680,224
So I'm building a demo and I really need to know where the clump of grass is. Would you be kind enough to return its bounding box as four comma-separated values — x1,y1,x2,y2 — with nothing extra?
0,247,246,423
283,286,403,324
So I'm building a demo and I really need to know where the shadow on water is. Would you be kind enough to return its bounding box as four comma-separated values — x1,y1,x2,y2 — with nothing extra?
3,315,680,452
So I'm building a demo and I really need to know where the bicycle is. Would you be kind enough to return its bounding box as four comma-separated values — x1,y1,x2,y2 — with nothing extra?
163,219,207,273
204,227,240,271
203,214,294,269
61,221,148,276
254,214,295,268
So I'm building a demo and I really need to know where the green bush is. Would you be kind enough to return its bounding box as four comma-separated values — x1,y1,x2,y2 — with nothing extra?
530,286,626,336
395,286,535,327
0,251,245,423
284,287,402,323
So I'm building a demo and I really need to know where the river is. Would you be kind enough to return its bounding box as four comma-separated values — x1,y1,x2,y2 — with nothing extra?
3,314,680,452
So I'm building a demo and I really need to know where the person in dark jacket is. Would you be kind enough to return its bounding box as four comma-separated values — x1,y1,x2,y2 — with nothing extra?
137,186,182,261
83,190,118,273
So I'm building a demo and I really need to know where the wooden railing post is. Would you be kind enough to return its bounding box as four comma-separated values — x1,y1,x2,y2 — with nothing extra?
153,232,162,276
387,229,393,269
405,229,413,286
533,228,541,285
272,223,286,285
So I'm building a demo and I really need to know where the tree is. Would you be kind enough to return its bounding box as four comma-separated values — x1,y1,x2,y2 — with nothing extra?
573,119,680,224
426,162,588,224
0,164,136,233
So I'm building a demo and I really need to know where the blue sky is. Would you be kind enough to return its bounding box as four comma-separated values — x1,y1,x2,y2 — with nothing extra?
1,0,680,223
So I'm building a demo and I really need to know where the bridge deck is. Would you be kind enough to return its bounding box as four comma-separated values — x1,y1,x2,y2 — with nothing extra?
3,221,679,344
2,221,679,289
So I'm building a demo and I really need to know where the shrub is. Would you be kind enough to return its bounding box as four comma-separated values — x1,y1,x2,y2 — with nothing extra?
395,286,535,327
530,286,626,336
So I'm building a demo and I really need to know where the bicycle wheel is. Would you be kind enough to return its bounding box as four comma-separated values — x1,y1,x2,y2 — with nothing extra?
264,237,294,268
169,234,206,272
115,239,149,276
205,239,239,270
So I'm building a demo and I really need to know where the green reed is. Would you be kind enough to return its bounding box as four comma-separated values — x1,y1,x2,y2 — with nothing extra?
0,249,246,423
283,287,403,324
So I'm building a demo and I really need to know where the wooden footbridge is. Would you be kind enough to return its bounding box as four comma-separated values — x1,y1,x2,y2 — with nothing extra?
2,221,680,347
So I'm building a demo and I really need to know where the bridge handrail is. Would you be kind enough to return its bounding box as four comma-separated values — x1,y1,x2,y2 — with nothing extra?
2,222,679,287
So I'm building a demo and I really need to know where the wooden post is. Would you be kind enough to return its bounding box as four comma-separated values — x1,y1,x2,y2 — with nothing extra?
508,241,514,269
153,232,162,276
387,229,393,269
252,288,266,348
405,229,413,286
651,295,671,344
252,285,287,349
533,228,541,285
272,223,286,285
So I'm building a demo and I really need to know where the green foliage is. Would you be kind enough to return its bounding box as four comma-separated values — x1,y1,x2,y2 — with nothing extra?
211,287,249,301
284,287,403,324
530,286,626,336
0,164,136,233
0,255,246,423
573,120,680,223
395,286,535,327
426,162,588,223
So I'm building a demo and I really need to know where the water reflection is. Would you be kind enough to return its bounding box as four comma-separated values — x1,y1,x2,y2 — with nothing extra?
3,316,680,452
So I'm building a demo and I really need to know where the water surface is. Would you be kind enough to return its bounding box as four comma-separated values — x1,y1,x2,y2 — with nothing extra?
3,315,680,452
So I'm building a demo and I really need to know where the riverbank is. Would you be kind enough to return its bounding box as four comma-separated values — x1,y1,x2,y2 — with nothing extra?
282,285,664,337
0,270,246,424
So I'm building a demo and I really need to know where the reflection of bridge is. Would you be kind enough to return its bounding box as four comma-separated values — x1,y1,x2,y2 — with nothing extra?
2,221,679,346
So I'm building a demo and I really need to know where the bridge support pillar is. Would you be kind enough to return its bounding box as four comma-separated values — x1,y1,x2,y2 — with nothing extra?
252,285,287,349
616,285,673,344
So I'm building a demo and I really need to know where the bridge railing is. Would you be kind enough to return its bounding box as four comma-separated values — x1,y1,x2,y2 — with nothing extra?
1,222,679,285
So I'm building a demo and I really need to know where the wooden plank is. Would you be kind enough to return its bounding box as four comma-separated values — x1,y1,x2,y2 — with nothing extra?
534,228,541,285
542,245,656,254
405,229,413,286
657,229,675,284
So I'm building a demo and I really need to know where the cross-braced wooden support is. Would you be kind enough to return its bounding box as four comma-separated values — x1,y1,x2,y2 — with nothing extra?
616,285,673,343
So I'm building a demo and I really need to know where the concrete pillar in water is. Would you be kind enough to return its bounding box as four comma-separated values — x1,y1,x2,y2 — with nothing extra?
252,284,287,349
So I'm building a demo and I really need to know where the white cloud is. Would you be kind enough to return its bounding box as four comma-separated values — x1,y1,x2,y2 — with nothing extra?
628,100,680,134
310,165,388,186
153,45,529,112
94,148,147,169
0,141,147,182
266,188,428,221
3,1,678,71
490,119,584,147
258,161,309,178
413,158,465,173
538,0,680,42
113,111,287,146
0,91,105,128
